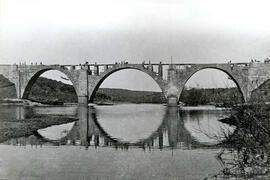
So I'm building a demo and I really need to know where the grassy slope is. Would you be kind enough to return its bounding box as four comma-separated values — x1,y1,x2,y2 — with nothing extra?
0,75,17,99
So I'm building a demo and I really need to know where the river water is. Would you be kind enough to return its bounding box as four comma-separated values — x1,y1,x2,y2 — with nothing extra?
0,104,232,180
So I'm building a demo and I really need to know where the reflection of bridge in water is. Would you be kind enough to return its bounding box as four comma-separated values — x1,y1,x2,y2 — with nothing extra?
61,106,201,149
2,62,270,105
5,105,200,149
2,104,225,150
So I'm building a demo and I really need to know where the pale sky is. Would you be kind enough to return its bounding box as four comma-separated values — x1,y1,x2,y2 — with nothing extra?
1,0,269,90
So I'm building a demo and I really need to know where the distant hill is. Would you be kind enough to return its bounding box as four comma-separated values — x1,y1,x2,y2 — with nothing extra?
180,87,243,106
95,88,166,104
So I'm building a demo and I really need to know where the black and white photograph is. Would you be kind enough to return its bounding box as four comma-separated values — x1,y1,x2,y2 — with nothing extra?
1,0,270,179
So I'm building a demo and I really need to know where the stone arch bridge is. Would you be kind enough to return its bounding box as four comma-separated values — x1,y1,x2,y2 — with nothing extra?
0,62,269,105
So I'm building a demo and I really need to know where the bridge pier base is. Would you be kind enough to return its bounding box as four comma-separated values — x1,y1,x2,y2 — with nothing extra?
78,105,89,147
167,96,178,107
78,96,88,105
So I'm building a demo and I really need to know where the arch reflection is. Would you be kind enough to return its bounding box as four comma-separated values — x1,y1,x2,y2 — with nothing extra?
1,105,229,149
60,105,201,150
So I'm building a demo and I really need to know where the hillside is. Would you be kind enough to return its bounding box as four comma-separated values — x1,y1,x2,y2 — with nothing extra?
28,77,78,104
0,75,17,99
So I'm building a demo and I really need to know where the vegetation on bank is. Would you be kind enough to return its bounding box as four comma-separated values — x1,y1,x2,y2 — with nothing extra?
209,104,270,179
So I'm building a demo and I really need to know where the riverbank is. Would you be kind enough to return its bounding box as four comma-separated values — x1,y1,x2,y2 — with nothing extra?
0,116,78,143
0,98,79,106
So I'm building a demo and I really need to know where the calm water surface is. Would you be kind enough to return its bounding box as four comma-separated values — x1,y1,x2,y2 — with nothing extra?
0,104,232,180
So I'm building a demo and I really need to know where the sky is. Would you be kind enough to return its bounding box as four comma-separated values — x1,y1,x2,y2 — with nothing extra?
1,0,270,90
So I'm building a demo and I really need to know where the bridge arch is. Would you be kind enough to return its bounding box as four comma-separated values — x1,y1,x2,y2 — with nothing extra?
89,65,166,102
22,67,78,100
179,66,246,104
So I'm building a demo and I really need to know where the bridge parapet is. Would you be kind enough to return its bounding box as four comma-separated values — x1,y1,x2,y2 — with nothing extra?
87,63,163,77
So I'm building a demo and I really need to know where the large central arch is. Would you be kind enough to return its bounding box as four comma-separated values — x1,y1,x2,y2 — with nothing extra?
179,66,246,103
88,65,166,102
